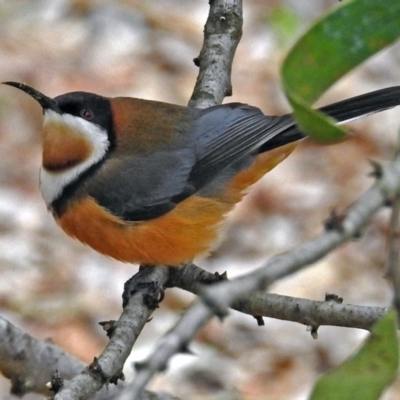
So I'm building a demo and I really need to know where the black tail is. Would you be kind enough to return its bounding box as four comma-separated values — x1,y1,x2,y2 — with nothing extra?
259,86,400,153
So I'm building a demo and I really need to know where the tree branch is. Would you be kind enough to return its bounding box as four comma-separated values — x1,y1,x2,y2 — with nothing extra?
0,316,180,400
188,0,243,108
0,316,83,397
168,263,387,331
386,136,400,321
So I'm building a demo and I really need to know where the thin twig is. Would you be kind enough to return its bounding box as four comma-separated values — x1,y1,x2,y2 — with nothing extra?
168,263,386,330
386,131,400,321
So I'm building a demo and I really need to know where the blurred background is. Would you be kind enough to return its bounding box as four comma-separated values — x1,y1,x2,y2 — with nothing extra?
1,0,400,399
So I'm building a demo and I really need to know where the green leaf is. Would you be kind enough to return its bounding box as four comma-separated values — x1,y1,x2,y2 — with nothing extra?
282,0,400,141
286,91,347,142
310,310,399,400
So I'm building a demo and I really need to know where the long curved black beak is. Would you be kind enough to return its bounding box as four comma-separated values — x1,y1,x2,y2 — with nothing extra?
3,81,61,113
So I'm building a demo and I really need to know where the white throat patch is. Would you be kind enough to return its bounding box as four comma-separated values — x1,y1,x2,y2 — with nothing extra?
40,110,110,207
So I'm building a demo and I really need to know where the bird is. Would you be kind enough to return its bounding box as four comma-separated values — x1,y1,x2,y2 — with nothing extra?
3,81,400,266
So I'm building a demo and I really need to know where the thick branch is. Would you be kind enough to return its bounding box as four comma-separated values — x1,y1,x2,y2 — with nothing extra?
0,317,169,400
188,0,243,108
0,317,83,397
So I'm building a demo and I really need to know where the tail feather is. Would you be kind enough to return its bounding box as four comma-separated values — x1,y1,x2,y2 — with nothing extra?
259,86,400,153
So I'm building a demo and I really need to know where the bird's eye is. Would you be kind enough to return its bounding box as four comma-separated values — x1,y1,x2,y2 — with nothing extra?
80,108,94,120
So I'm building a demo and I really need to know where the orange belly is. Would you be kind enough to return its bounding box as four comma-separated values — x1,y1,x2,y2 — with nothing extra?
56,143,297,265
56,194,232,265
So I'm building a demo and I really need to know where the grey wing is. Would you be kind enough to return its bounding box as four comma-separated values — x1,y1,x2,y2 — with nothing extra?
88,104,295,222
87,148,197,221
187,104,294,189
